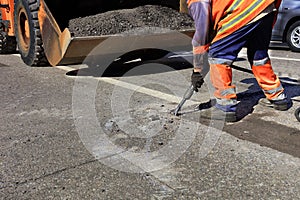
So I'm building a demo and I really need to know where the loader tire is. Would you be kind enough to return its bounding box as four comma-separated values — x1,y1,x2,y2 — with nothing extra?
14,0,48,66
0,10,17,54
0,33,17,54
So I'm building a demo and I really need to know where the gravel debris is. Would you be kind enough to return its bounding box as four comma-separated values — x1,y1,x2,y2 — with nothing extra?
68,5,194,37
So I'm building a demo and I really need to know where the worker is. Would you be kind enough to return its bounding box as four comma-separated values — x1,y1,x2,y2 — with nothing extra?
187,0,289,122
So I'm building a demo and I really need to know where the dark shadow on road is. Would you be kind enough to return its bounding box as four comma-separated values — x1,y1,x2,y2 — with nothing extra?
186,77,300,158
227,77,300,158
269,42,290,51
66,48,193,77
235,77,300,120
224,112,300,158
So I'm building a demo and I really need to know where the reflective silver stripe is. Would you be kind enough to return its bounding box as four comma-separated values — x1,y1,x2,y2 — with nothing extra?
253,57,269,66
227,0,243,13
216,98,237,106
220,87,236,97
208,57,233,65
249,3,275,24
272,93,287,101
264,85,283,94
219,0,264,34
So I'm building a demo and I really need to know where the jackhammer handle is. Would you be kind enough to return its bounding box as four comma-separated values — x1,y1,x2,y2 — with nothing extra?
183,84,195,99
173,84,195,116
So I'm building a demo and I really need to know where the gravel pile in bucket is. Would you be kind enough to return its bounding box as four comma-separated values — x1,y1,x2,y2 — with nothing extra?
68,5,194,37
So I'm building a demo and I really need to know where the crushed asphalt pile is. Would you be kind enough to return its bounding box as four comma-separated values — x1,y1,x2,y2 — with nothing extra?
68,5,194,37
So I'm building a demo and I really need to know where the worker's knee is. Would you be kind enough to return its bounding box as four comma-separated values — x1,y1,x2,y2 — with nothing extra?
208,57,233,65
252,57,270,66
248,49,269,65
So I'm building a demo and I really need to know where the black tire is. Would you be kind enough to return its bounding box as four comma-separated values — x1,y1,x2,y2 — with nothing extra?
295,107,300,122
14,0,48,66
0,32,17,54
0,10,17,54
286,21,300,52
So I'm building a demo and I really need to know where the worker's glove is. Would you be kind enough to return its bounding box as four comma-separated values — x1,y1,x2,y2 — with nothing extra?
191,71,204,92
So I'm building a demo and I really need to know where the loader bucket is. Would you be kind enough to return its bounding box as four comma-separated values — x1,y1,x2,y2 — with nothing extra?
37,0,194,66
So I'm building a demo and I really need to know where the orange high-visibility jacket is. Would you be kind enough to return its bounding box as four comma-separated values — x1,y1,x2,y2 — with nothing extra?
187,0,282,45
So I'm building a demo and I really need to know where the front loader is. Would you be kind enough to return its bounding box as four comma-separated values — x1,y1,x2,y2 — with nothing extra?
0,0,191,66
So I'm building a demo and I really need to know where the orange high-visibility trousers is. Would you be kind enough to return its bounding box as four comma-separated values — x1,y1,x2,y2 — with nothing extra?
210,63,237,101
252,60,284,100
210,61,284,102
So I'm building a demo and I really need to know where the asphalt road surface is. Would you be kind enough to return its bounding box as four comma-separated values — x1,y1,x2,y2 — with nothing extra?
1,44,300,199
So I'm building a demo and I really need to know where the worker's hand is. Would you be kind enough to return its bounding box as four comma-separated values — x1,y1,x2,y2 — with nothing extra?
191,71,204,92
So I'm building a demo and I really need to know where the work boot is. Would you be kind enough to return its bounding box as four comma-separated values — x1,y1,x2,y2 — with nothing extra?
258,98,289,111
200,106,237,122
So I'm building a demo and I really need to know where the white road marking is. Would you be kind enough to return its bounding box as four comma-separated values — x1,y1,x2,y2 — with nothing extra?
54,65,77,72
168,50,300,62
54,65,200,107
123,58,142,64
239,53,300,62
270,55,300,62
238,48,300,62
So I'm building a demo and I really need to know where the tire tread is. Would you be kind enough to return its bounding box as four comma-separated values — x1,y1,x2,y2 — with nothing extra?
14,0,49,66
